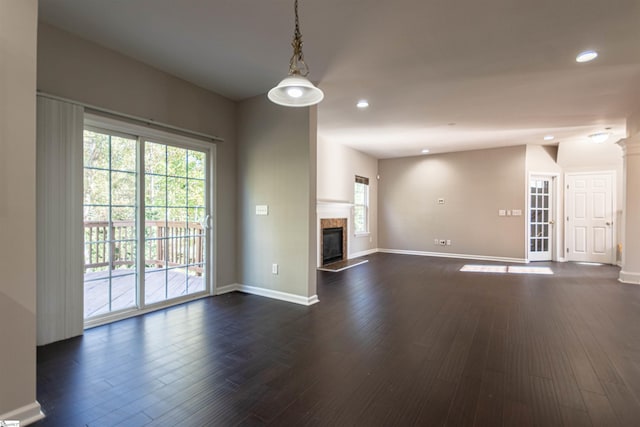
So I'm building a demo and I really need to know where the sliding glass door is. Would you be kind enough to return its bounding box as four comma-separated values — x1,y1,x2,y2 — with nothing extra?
83,122,213,323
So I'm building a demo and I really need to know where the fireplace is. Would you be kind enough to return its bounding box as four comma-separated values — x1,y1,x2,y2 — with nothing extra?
322,227,344,264
320,217,347,266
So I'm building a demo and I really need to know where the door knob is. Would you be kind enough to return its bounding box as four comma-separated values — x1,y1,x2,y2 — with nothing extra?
549,220,555,225
606,221,612,226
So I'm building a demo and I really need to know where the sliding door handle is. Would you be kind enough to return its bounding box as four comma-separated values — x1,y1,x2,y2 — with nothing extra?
200,214,212,230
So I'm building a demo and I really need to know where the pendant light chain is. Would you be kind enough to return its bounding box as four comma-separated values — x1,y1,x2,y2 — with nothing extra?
268,0,324,107
289,0,310,77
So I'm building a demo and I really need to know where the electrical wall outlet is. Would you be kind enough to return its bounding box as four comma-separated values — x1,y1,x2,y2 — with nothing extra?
272,263,278,275
439,239,446,246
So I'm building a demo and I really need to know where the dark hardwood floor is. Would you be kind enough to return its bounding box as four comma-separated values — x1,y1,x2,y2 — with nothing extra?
35,253,640,426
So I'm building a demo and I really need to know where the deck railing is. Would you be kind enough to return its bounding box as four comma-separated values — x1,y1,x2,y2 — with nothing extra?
84,220,205,274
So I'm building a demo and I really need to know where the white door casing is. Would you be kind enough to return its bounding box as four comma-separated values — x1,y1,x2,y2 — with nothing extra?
565,172,615,264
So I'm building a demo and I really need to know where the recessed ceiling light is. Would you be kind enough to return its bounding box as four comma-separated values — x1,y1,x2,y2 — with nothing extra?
589,132,610,143
543,135,554,141
576,50,598,63
356,100,369,109
421,149,430,154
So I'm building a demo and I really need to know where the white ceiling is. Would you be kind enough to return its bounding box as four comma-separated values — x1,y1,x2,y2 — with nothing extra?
39,0,640,159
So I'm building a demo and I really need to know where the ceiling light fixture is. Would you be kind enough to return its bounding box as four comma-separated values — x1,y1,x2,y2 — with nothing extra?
576,50,598,63
421,149,430,154
268,0,324,107
357,100,369,109
589,132,610,143
543,135,554,141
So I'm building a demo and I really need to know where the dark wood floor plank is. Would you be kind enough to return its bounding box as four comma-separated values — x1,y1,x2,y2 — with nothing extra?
438,307,481,382
601,380,640,427
473,370,505,427
502,400,534,427
461,306,493,380
445,375,482,426
560,406,593,427
581,390,620,427
573,325,625,386
546,344,587,410
414,378,458,426
33,254,639,427
485,327,508,374
527,374,564,426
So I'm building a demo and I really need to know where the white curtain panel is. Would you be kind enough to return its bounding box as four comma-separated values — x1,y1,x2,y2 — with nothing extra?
36,96,84,345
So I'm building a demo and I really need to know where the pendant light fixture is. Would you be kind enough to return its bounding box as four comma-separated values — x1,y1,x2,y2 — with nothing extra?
268,0,324,107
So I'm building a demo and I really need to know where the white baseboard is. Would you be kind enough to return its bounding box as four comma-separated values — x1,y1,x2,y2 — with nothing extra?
214,284,238,295
619,270,640,285
556,257,568,262
349,248,379,259
378,248,528,264
0,401,44,426
215,283,319,306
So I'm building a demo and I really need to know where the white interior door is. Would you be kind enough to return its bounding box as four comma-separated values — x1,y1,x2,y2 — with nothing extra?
529,176,554,261
566,172,615,264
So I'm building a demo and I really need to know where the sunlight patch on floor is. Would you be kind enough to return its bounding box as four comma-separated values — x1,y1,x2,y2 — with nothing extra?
460,265,507,273
460,264,553,275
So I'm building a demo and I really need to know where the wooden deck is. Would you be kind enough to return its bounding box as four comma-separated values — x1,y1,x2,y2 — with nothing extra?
84,268,205,318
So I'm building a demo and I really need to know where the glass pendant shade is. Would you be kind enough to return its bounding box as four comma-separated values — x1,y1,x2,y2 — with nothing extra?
268,75,324,107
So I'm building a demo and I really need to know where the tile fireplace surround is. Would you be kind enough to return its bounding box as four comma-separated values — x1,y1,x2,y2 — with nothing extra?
321,218,347,265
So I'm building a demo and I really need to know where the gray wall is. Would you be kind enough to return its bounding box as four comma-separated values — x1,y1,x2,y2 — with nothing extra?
0,0,39,418
37,23,238,289
237,95,317,299
317,136,378,255
378,146,527,259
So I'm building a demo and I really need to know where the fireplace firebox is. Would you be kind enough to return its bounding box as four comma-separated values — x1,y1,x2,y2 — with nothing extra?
322,227,344,265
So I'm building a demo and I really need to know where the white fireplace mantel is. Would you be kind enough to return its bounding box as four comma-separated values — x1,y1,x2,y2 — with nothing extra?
317,200,353,216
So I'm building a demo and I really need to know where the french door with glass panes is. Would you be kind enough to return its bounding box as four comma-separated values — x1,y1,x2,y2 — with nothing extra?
529,176,554,261
83,124,212,322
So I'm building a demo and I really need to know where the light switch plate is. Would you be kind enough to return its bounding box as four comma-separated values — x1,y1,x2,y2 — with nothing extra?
498,209,506,216
512,209,522,216
256,205,269,215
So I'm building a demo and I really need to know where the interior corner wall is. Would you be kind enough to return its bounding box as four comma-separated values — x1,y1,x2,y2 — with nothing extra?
0,0,41,422
317,136,379,255
36,22,238,289
628,107,640,137
378,146,527,260
237,95,317,300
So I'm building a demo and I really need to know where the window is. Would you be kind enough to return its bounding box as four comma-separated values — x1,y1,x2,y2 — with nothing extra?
354,175,369,234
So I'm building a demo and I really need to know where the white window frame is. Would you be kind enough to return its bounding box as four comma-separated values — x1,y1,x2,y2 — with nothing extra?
354,175,370,236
